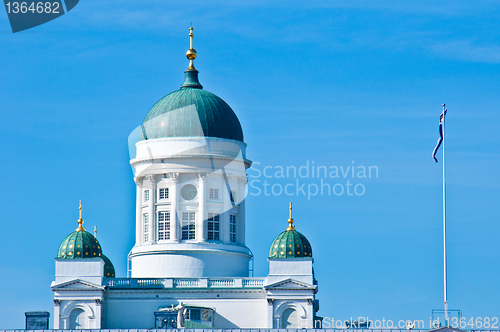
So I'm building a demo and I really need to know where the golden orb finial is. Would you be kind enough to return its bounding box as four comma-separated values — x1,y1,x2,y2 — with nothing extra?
286,202,295,231
94,225,97,238
76,200,86,232
186,27,197,70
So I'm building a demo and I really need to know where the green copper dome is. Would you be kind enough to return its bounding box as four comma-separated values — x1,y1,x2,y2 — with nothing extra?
102,254,115,278
139,70,244,142
269,229,313,258
57,229,102,259
269,203,313,258
57,203,115,278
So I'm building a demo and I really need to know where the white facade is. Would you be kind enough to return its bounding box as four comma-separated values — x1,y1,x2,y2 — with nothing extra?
52,266,318,329
50,128,320,329
50,48,320,329
50,130,320,329
51,259,106,329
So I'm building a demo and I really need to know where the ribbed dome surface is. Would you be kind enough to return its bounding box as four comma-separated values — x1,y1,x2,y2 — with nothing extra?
102,254,115,277
139,69,244,142
269,229,313,258
140,88,244,142
57,230,102,259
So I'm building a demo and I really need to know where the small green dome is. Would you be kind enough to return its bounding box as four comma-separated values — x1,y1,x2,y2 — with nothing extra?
57,203,116,278
57,229,102,259
139,70,244,142
269,203,313,258
102,254,115,278
269,229,313,258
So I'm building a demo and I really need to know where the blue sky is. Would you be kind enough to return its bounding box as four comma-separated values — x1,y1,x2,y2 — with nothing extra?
1,0,500,328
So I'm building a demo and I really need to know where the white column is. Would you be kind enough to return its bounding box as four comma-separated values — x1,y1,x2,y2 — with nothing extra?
221,174,232,243
62,316,67,329
197,173,207,242
135,177,143,246
94,300,102,328
169,172,179,241
307,300,314,328
267,299,274,328
53,300,61,329
60,305,68,329
145,174,156,243
238,176,246,245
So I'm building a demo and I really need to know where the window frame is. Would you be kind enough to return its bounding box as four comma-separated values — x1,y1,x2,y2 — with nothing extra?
158,211,171,241
207,212,220,241
209,188,219,200
143,213,150,242
230,214,237,243
158,188,169,200
181,211,196,240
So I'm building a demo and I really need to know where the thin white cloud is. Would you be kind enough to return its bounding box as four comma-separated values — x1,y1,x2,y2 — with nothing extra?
52,0,500,65
60,0,500,30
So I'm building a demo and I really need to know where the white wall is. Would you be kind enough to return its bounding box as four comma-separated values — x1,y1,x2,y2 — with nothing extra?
130,246,251,278
268,258,314,284
54,258,104,284
105,290,269,328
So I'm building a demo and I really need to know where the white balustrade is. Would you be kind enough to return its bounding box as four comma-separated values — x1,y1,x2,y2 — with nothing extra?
107,277,265,288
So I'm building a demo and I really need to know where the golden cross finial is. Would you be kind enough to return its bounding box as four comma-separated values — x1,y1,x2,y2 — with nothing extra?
189,27,194,49
286,202,295,231
76,200,86,232
94,225,97,238
186,26,197,70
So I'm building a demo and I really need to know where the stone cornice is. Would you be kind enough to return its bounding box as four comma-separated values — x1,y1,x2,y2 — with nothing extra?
130,155,252,168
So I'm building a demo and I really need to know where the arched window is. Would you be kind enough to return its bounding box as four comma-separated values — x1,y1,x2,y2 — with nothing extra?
281,308,298,328
69,308,87,329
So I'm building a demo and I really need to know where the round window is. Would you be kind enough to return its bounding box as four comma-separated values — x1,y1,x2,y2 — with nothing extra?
181,184,198,200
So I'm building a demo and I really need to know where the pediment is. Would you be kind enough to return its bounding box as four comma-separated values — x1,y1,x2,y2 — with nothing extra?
51,279,104,291
264,278,316,290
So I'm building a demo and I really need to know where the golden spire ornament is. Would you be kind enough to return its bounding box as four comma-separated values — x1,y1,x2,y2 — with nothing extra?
186,27,197,70
76,200,86,232
94,226,97,238
286,202,295,231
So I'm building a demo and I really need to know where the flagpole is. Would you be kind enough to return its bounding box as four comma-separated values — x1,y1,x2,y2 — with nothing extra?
442,103,448,325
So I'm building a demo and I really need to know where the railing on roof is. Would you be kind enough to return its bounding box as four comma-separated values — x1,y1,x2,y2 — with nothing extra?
208,278,235,287
106,278,132,287
242,278,265,287
173,278,200,287
138,278,166,287
106,277,265,289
